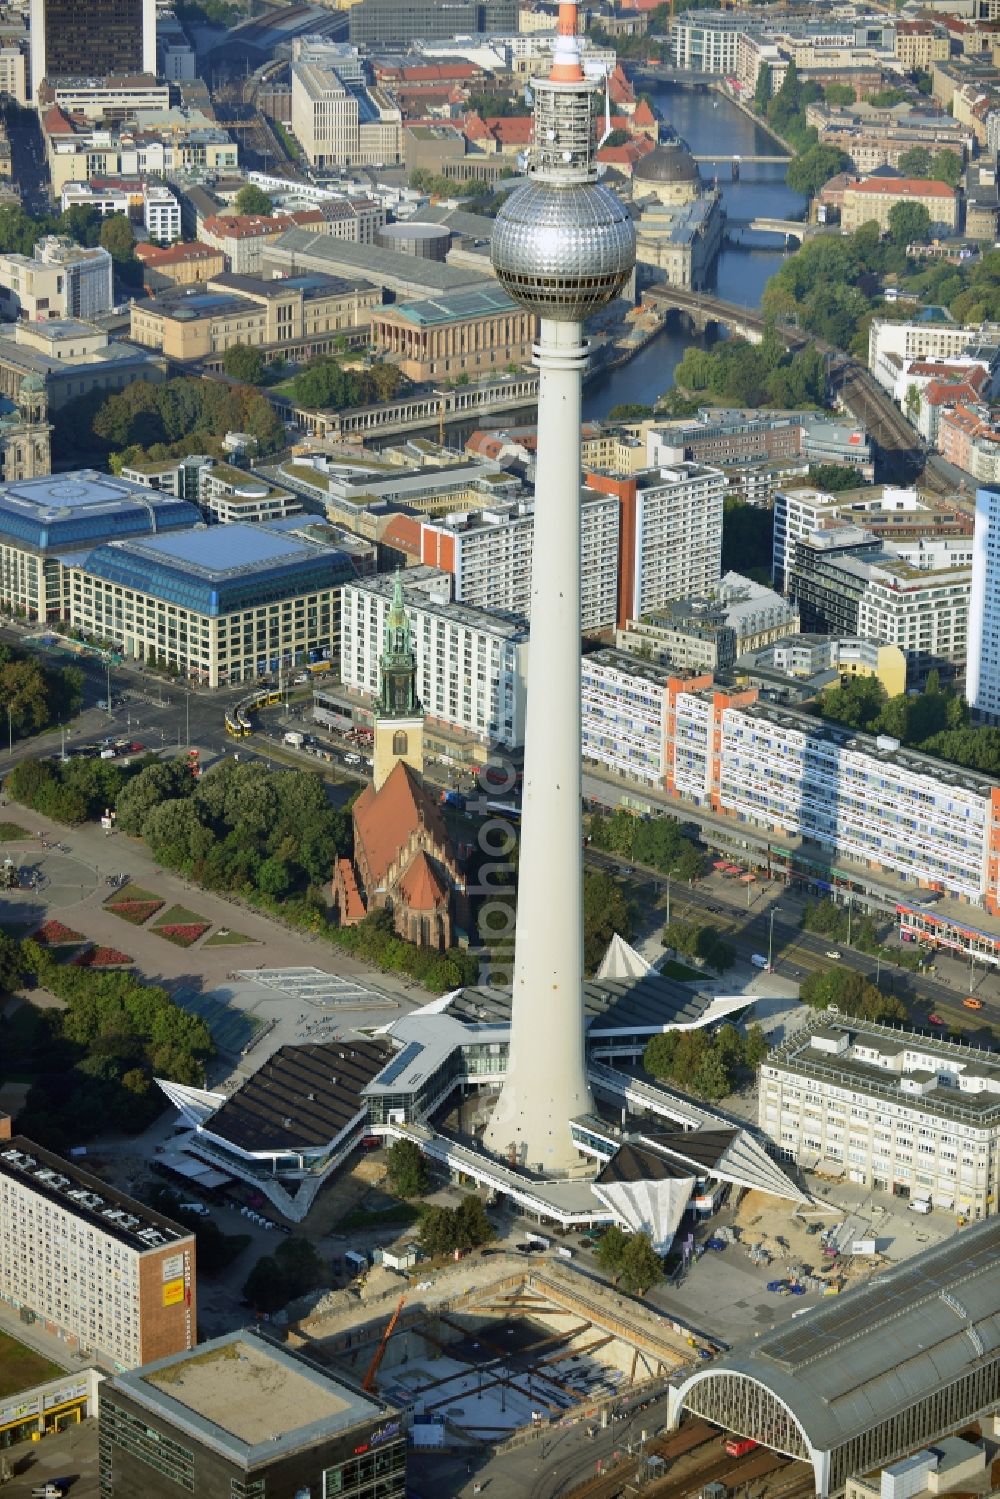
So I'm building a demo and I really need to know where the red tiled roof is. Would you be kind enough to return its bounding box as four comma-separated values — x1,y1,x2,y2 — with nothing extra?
632,100,657,126
336,857,367,921
136,240,220,266
43,105,74,135
848,177,955,199
380,515,423,557
203,209,325,240
397,849,449,911
353,761,450,887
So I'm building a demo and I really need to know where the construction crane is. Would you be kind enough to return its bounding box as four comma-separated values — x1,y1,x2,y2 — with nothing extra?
361,1295,406,1392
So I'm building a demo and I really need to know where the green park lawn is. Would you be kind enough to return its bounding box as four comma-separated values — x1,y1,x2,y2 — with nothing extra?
203,929,258,947
660,959,704,981
0,822,28,841
0,1328,64,1399
154,904,207,928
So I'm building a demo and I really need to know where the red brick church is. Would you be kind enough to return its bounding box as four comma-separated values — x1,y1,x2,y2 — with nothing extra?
332,575,467,950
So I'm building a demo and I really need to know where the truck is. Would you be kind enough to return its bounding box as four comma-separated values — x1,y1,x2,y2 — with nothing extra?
525,1232,551,1251
283,731,305,749
31,1484,69,1497
440,790,466,810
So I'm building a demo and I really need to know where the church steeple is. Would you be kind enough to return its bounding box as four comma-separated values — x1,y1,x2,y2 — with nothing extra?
373,571,425,790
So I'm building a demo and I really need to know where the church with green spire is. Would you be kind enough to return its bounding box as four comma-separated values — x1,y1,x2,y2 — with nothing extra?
373,571,425,790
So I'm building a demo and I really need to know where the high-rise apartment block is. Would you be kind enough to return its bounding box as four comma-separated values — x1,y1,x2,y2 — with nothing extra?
100,1330,405,1499
417,461,725,633
0,237,113,323
30,0,155,90
966,485,1000,719
340,569,530,749
0,1136,195,1370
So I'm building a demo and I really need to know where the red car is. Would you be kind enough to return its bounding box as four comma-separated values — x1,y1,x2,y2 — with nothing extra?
129,742,145,753
929,1013,945,1026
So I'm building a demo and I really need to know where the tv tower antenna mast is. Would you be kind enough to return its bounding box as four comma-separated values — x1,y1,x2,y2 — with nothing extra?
484,0,635,1171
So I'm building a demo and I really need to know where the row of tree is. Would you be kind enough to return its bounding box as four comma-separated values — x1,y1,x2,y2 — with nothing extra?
586,808,703,882
799,966,908,1024
243,1237,326,1314
643,1023,770,1102
7,752,140,826
329,907,480,994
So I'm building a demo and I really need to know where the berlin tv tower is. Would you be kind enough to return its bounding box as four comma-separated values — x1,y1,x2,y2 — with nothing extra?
483,3,636,1171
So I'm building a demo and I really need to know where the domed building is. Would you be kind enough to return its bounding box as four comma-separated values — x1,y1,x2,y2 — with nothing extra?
632,136,702,207
633,131,724,291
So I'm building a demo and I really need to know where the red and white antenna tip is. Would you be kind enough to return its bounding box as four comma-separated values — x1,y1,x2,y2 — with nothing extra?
550,0,584,81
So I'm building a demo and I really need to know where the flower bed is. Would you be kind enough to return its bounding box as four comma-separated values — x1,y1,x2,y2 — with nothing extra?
33,919,85,946
73,946,133,968
155,922,209,948
106,899,164,926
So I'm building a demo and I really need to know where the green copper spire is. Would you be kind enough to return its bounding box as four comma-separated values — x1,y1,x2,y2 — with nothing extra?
379,571,419,718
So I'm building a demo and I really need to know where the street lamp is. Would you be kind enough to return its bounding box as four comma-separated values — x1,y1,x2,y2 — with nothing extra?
6,703,10,758
185,689,191,749
767,907,784,972
664,865,681,927
846,892,854,947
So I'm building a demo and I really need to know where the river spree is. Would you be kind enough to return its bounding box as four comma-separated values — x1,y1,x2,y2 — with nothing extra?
582,82,806,420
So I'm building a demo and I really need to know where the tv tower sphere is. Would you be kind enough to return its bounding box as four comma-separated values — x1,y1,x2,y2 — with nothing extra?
483,5,635,1174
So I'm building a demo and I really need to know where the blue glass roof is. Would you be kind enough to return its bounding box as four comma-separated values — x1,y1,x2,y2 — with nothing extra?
0,472,200,553
81,523,355,616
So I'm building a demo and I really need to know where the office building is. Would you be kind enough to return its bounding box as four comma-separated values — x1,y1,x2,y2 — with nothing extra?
772,484,973,592
348,0,516,46
648,408,873,481
71,524,356,687
30,0,155,89
0,471,199,621
44,112,238,196
0,1136,195,1370
617,574,798,673
759,1013,1000,1219
736,635,908,702
669,10,744,73
842,177,958,236
99,1329,405,1498
370,286,535,383
142,184,180,245
788,528,970,679
340,568,529,749
0,237,113,323
122,455,302,527
966,485,1000,719
290,61,400,169
582,648,671,785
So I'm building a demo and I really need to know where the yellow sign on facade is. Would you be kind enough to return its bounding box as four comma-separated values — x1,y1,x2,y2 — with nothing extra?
163,1278,184,1307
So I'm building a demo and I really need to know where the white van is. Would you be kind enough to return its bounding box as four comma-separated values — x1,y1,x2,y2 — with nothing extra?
908,1198,931,1215
750,954,770,970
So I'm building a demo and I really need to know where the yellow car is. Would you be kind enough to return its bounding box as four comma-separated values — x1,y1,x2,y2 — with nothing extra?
963,996,984,1011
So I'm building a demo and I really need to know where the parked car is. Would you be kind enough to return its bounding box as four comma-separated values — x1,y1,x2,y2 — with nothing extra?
766,1279,788,1293
787,1283,806,1296
963,996,984,1011
929,1013,945,1026
704,1237,727,1252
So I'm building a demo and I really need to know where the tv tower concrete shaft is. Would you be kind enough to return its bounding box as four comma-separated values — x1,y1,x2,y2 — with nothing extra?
483,320,591,1171
482,0,635,1171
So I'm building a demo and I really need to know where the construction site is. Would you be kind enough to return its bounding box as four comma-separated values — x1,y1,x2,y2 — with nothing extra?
289,1257,697,1439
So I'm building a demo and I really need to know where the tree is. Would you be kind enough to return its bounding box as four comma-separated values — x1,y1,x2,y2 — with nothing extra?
386,1138,429,1199
594,1224,630,1281
786,144,848,199
243,1254,289,1313
753,62,771,113
583,870,632,973
898,146,932,179
823,83,855,106
929,149,961,189
222,343,265,383
274,1236,324,1297
100,213,135,262
619,1233,662,1295
235,184,273,216
808,463,862,491
887,200,931,248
